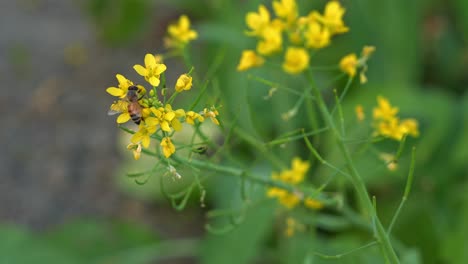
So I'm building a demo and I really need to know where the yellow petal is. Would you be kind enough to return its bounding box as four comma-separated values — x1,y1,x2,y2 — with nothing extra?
116,74,127,85
117,112,131,123
154,64,167,75
172,119,182,131
144,53,156,68
165,111,176,121
141,135,150,148
161,121,171,132
148,76,160,87
106,87,125,97
145,117,158,126
133,65,148,76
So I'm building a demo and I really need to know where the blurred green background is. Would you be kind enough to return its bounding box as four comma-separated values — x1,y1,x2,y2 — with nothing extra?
1,0,467,263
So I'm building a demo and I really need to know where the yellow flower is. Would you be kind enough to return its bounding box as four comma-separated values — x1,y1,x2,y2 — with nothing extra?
246,5,271,37
373,96,399,121
161,137,176,158
127,143,142,160
304,198,324,210
133,54,167,87
185,111,204,125
267,157,311,209
256,25,283,55
273,0,298,26
237,50,265,71
282,47,309,74
203,107,220,125
313,1,349,35
339,53,358,77
106,74,133,99
355,104,365,122
377,117,405,141
175,74,193,92
267,188,301,209
131,123,157,148
304,20,330,49
149,105,185,132
167,15,198,46
400,118,420,137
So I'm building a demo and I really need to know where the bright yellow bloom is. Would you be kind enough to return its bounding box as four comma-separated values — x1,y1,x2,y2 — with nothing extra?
106,74,134,99
304,20,330,49
246,5,271,37
167,15,198,46
304,198,324,210
185,111,204,125
161,137,176,158
256,25,283,55
282,47,309,74
131,123,157,148
134,54,167,87
127,143,142,160
267,157,311,209
373,96,399,121
148,104,185,132
237,50,265,71
372,97,420,141
400,118,420,137
175,74,193,92
339,53,358,77
273,0,298,26
203,107,220,125
355,104,365,122
313,1,349,35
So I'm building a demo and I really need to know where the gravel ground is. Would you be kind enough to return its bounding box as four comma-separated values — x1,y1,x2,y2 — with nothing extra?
0,0,203,239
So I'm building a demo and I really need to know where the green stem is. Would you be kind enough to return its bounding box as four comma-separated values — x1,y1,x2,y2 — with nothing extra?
306,72,400,264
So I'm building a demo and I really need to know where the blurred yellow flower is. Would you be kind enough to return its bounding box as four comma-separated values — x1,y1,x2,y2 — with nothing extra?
373,96,399,121
175,74,193,92
134,54,167,87
339,53,358,77
203,107,220,125
246,5,271,37
372,96,420,141
237,50,265,71
161,137,176,158
185,111,204,125
313,1,349,35
355,104,365,122
257,25,283,55
273,0,298,26
167,15,198,47
305,20,331,49
283,47,309,74
304,198,324,210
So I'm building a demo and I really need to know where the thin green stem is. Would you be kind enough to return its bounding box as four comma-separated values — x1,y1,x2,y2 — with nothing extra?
306,71,400,264
387,147,416,235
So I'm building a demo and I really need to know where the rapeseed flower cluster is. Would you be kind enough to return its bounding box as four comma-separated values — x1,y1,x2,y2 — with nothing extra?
267,157,323,210
339,45,376,83
372,96,419,141
238,0,349,74
106,17,219,160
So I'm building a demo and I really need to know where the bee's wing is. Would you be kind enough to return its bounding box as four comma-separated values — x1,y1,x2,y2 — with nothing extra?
108,100,128,115
107,109,121,116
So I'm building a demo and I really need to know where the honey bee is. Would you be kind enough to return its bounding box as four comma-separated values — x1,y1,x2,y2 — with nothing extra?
108,85,146,124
